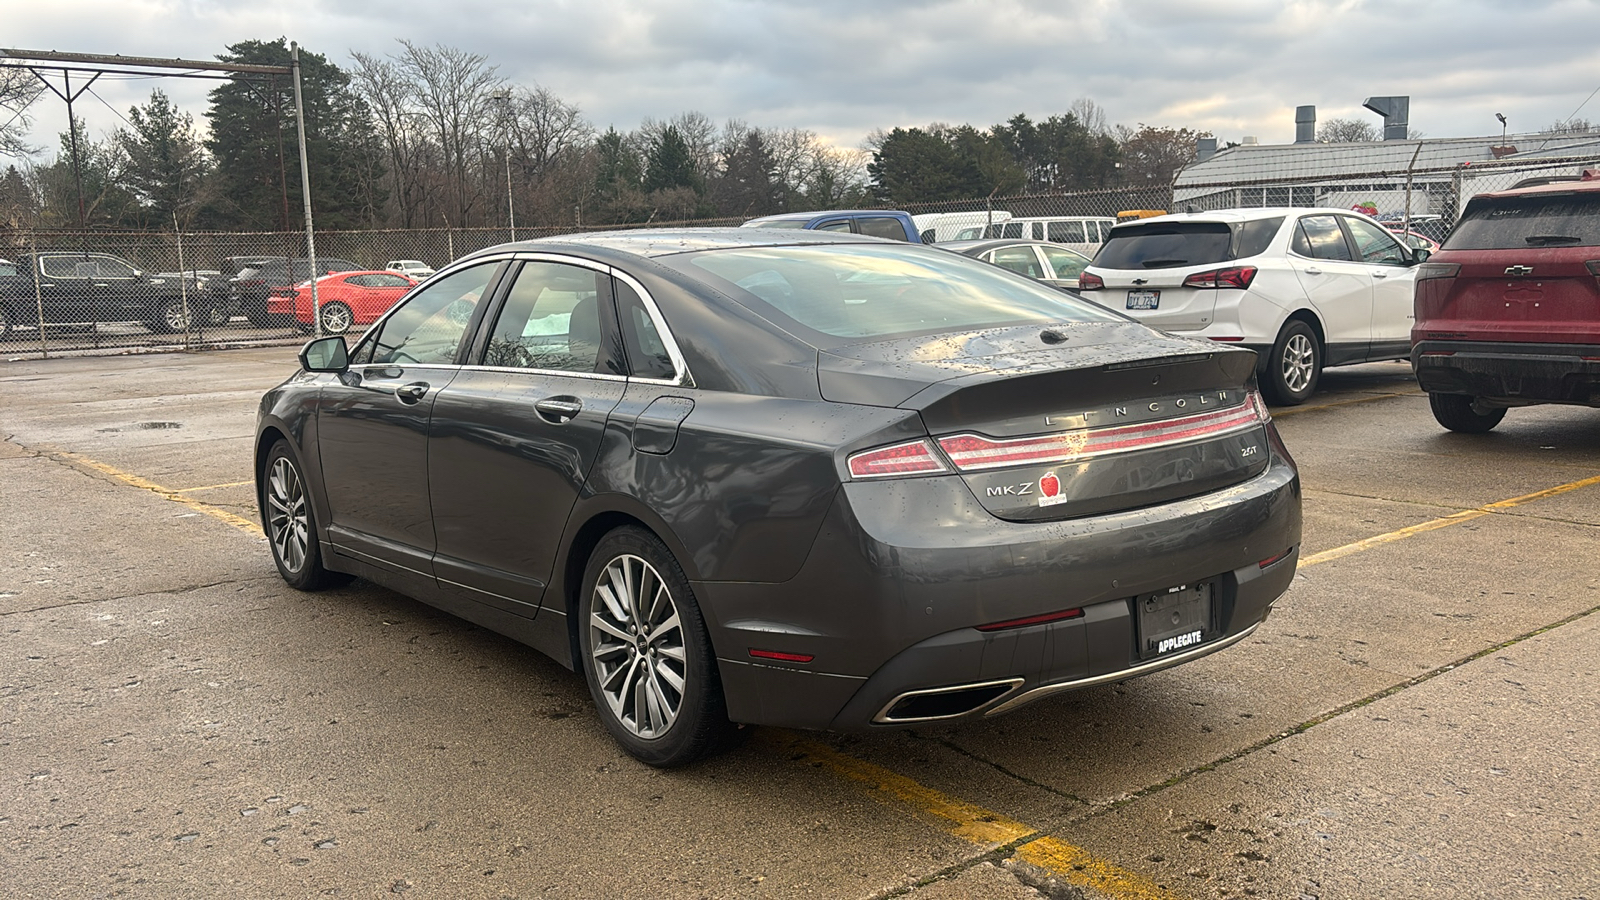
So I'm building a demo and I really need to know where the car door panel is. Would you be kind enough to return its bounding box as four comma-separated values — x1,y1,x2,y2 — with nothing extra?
1290,215,1372,363
1342,215,1418,360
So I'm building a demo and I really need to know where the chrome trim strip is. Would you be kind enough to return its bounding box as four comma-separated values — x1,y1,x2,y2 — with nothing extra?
983,623,1260,717
872,677,1025,724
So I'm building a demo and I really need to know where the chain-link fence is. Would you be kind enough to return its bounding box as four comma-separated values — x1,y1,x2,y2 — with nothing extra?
7,148,1597,357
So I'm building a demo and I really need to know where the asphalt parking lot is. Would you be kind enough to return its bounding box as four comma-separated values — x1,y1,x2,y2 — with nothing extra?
3,348,1597,900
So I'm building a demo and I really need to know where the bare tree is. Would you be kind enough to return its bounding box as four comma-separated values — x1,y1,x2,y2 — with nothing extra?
394,41,505,226
1316,117,1380,142
1069,97,1111,136
509,85,591,177
0,69,46,158
350,50,432,226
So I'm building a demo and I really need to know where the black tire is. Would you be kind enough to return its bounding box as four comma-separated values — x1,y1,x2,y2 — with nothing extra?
1263,319,1321,406
261,440,350,591
148,296,189,334
579,526,733,767
319,301,354,334
1429,392,1506,433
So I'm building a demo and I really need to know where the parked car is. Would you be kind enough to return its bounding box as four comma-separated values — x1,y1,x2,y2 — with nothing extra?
0,258,14,277
386,259,436,279
0,251,189,336
984,215,1118,257
269,270,419,334
208,255,286,324
1412,171,1600,432
256,228,1301,766
911,211,1012,243
942,238,1091,290
1078,208,1424,405
1387,230,1441,254
232,257,361,326
740,210,924,242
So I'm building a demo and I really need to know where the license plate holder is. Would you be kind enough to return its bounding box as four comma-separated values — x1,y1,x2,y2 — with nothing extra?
1135,582,1214,659
1126,289,1160,310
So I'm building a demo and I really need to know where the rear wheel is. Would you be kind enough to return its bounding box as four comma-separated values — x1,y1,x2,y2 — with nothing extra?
263,440,350,591
1429,392,1505,433
319,301,353,334
1263,319,1321,406
150,296,190,334
580,526,733,767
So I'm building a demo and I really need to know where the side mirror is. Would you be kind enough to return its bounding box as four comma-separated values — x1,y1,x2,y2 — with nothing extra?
299,335,349,372
1411,248,1432,264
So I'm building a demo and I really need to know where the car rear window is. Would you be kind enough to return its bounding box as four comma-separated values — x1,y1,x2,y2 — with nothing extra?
1095,222,1242,269
1445,191,1600,250
670,244,1123,343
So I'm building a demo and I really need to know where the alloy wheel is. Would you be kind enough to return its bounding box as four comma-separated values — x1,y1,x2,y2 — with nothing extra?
266,455,310,574
320,303,352,334
588,553,687,739
1281,332,1316,393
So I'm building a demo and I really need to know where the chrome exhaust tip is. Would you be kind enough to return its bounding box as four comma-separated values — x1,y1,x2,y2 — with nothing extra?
873,678,1024,724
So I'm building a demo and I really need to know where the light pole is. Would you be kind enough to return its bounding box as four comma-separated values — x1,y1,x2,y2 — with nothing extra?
1496,112,1508,148
491,89,515,241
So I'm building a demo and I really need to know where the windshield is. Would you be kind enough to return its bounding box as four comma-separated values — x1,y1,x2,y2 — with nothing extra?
1445,192,1600,250
1093,219,1283,269
667,243,1123,344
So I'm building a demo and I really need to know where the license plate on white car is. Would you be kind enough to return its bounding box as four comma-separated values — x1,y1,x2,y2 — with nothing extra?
1126,290,1159,310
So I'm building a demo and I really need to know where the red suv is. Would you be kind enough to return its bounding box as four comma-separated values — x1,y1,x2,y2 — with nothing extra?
1411,171,1600,432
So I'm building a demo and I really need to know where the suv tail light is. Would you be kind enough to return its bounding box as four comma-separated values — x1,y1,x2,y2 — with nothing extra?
1415,262,1461,281
1077,271,1105,291
847,439,948,479
1182,266,1257,289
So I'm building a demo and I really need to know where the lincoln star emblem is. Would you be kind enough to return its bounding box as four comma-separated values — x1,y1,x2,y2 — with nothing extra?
1504,265,1534,276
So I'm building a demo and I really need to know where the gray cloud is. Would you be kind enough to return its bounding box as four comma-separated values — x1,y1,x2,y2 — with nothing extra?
5,0,1598,158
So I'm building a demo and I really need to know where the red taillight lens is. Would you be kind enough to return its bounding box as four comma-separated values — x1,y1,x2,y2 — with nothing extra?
937,398,1267,472
847,439,948,479
976,607,1084,632
1415,262,1460,281
1183,266,1257,289
1077,271,1105,290
1258,548,1293,569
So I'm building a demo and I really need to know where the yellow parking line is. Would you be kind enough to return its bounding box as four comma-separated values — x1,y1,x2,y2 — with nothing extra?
1301,473,1600,567
172,480,255,493
55,451,263,537
764,733,1183,899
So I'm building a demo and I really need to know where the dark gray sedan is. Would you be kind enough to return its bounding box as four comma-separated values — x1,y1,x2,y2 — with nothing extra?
256,229,1301,766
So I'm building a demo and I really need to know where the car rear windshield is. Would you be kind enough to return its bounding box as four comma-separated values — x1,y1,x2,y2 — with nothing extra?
1445,192,1600,250
1093,218,1283,269
669,244,1124,344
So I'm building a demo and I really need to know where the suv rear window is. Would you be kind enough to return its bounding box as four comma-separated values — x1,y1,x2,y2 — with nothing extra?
1093,218,1284,269
1445,192,1600,250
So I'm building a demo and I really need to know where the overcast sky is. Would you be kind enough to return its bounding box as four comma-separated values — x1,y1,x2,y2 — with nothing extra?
5,0,1599,159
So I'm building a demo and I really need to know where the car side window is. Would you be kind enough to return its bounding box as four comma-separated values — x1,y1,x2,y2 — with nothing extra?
988,246,1044,278
481,261,610,374
1294,216,1354,261
1040,245,1088,280
858,217,909,241
815,220,852,233
1047,221,1087,243
40,256,84,278
1343,217,1408,266
1000,222,1023,239
614,279,677,380
366,262,498,365
371,274,412,288
96,257,138,278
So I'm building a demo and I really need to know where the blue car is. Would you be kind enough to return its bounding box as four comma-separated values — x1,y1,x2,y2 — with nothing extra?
740,209,924,243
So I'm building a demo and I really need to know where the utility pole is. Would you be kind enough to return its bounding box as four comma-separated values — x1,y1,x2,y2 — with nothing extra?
491,89,515,241
291,43,321,336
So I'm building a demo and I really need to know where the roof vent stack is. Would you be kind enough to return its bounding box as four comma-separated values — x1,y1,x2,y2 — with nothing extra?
1196,137,1218,163
1295,106,1316,143
1362,96,1410,141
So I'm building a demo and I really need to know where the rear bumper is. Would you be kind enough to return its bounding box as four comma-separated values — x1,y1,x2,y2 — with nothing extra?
703,450,1301,731
1412,340,1600,407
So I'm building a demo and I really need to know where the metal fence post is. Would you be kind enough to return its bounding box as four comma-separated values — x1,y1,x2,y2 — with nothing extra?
28,229,49,358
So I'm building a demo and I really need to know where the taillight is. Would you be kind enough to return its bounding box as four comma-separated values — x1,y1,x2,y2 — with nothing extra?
937,397,1268,472
1077,271,1105,290
1182,266,1257,289
846,439,948,479
1415,262,1460,281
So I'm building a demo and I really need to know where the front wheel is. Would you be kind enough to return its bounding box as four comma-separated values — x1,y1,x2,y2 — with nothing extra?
1429,393,1506,433
1263,319,1321,406
262,440,350,591
580,526,733,767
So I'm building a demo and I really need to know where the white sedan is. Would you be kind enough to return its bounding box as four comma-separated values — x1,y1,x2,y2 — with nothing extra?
1079,208,1423,404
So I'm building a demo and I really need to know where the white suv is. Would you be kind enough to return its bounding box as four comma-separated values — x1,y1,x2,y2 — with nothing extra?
1079,208,1423,404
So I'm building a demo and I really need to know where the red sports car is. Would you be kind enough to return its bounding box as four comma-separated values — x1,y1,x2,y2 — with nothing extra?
268,270,419,334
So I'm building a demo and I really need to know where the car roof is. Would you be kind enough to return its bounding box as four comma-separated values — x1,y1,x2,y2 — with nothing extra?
466,227,898,261
1113,207,1360,227
1471,171,1600,200
742,210,906,224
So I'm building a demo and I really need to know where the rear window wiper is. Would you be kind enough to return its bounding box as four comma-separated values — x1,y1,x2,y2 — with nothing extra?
1523,234,1581,245
1139,259,1189,268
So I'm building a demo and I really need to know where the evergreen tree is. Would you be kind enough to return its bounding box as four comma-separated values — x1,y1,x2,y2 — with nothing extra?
118,90,210,229
643,126,701,195
712,130,781,216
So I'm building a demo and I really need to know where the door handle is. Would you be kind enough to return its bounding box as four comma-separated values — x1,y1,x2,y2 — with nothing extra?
1372,271,1388,279
1303,267,1322,275
535,397,583,423
394,381,430,404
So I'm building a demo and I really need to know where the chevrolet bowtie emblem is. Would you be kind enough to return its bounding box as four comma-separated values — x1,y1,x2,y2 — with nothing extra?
1505,265,1534,276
